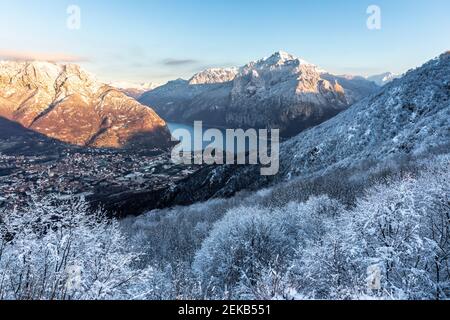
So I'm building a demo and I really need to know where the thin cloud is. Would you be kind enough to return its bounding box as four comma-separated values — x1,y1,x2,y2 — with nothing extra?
0,50,88,63
162,58,198,66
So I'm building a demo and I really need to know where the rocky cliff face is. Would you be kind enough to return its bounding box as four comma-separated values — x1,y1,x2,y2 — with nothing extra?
189,68,239,85
0,61,172,150
140,51,379,136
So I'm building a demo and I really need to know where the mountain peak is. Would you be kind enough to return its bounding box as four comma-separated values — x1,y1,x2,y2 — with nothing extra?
263,50,311,66
0,60,100,91
272,50,295,60
140,51,379,138
280,53,450,178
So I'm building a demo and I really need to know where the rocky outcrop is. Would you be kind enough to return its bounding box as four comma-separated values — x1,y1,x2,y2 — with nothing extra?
189,68,239,85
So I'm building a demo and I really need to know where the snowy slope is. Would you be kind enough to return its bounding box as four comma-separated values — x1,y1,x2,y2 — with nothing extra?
111,81,162,99
279,52,450,178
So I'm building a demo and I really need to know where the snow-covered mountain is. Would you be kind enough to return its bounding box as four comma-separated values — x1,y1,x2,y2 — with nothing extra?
278,52,449,178
0,61,172,149
166,52,450,202
367,72,399,86
140,51,379,136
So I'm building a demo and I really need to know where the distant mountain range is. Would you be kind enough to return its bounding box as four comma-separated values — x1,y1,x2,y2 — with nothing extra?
111,81,162,99
140,51,380,137
0,62,172,150
1,52,448,217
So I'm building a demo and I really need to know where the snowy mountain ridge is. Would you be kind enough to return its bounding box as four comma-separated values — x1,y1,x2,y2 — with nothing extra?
140,51,379,136
111,81,162,91
189,67,239,85
111,81,163,99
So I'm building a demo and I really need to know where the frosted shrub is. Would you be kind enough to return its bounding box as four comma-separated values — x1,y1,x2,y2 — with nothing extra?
204,156,450,300
193,196,346,299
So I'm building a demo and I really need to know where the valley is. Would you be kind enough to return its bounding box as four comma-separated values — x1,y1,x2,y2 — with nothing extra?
0,50,449,301
1,0,449,302
1,52,449,218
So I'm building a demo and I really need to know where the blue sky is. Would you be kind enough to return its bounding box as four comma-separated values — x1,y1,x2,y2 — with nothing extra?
1,0,449,84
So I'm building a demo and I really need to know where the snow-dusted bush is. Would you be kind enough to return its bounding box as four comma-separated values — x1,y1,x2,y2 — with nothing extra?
346,177,427,299
193,206,292,299
1,153,448,300
122,199,235,267
192,196,345,299
0,194,149,300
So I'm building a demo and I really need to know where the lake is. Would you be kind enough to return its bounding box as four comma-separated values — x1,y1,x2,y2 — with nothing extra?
167,122,261,154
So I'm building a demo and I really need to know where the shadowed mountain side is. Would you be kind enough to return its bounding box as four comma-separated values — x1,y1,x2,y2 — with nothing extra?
140,81,233,127
121,129,177,152
0,116,70,156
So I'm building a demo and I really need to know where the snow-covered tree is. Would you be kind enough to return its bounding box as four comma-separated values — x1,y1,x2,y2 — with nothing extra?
206,155,450,300
192,196,346,299
342,158,450,299
193,206,294,299
0,194,150,300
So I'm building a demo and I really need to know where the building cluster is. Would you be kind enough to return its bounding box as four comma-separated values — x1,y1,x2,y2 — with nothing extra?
0,149,199,210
